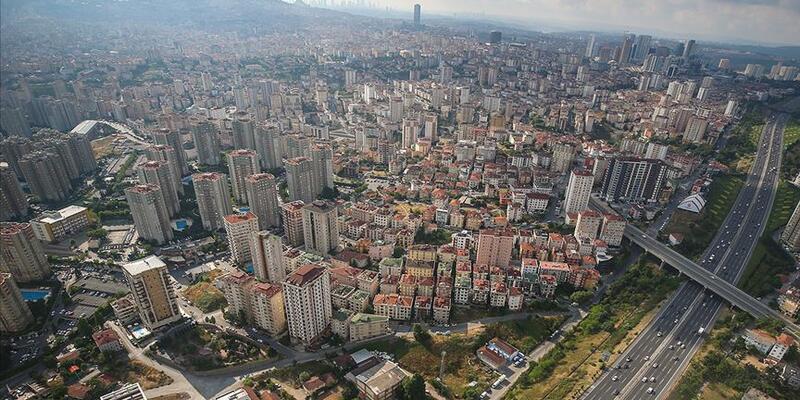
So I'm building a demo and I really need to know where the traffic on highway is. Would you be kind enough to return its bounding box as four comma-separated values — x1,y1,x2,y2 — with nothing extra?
584,113,788,399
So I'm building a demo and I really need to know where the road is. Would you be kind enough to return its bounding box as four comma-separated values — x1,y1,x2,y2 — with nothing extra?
583,113,788,400
488,308,587,400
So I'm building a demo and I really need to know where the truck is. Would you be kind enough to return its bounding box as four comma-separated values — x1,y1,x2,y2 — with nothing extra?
698,327,705,335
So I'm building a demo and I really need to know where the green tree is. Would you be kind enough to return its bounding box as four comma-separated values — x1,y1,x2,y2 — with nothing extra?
413,324,432,346
400,374,426,400
569,290,593,305
87,228,108,239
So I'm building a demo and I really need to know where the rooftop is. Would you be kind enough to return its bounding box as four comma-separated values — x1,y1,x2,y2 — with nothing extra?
286,264,327,287
122,255,166,276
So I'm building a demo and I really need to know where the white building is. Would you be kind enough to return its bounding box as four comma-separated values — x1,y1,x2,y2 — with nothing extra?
283,264,332,344
224,212,259,265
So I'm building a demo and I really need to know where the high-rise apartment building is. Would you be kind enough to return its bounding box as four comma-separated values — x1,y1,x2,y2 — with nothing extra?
250,282,287,336
0,273,34,334
781,201,800,252
475,228,515,268
683,116,709,143
215,270,287,336
551,143,575,173
144,144,183,194
574,210,603,240
285,157,315,203
599,213,626,247
18,150,72,202
311,143,334,192
633,34,652,61
255,124,282,170
251,231,286,283
413,4,421,25
283,264,332,344
389,97,403,123
0,162,28,219
281,200,306,247
232,113,256,150
216,270,254,320
125,184,174,245
145,144,184,195
193,172,232,231
564,169,595,215
600,157,667,203
227,149,259,204
585,34,596,58
245,173,281,230
137,161,180,217
152,129,188,176
618,33,635,64
302,201,340,257
224,212,259,265
190,118,221,166
121,256,181,330
0,222,51,282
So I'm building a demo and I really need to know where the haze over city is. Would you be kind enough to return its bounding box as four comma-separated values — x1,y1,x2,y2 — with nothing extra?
1,1,800,400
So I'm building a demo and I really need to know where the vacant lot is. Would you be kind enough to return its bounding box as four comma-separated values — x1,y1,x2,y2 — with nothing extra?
182,270,227,312
157,325,270,371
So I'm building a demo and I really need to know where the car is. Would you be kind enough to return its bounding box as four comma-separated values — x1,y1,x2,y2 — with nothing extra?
668,345,674,350
647,387,655,394
657,331,662,337
644,355,650,361
612,375,619,381
652,363,658,368
650,376,656,382
642,377,648,383
626,357,632,362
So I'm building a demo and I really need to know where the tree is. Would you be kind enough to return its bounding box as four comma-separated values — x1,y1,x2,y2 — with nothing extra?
413,324,432,346
400,374,426,400
87,228,108,239
569,290,593,305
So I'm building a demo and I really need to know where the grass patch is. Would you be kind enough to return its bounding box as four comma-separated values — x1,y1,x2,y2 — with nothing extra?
738,181,800,297
483,316,566,353
450,306,509,324
182,270,227,312
666,175,745,259
782,120,800,181
505,262,681,399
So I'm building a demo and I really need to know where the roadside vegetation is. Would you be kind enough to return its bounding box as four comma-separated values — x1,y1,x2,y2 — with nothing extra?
505,261,681,399
668,311,800,400
739,181,800,297
665,175,745,259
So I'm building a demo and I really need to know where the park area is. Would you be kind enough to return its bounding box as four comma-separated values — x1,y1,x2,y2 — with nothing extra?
155,325,273,371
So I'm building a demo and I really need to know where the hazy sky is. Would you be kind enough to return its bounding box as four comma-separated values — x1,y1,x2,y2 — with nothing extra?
380,0,800,45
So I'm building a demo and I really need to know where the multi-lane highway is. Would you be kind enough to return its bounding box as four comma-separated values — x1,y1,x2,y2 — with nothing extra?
583,113,788,400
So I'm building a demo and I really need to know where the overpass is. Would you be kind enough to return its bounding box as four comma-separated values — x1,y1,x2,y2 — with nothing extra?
623,223,800,337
